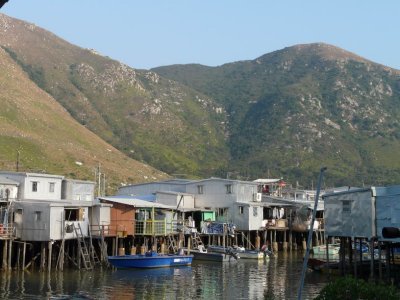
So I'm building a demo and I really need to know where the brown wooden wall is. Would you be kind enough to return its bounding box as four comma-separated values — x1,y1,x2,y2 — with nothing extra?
105,201,135,236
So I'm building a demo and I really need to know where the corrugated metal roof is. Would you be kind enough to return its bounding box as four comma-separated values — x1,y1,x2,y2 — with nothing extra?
98,195,175,209
253,179,282,184
0,175,19,185
188,177,258,186
0,171,64,179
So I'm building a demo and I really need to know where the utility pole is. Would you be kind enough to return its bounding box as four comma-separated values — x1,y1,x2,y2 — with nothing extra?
298,167,327,300
16,150,20,172
97,164,101,197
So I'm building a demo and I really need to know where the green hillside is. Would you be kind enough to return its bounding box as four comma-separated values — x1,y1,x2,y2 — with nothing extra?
0,41,167,192
3,11,400,187
0,13,228,178
153,43,400,186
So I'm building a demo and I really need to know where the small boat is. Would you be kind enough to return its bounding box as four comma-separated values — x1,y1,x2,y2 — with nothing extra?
208,245,272,260
107,251,193,269
191,250,238,262
311,244,340,260
190,245,239,262
236,249,265,260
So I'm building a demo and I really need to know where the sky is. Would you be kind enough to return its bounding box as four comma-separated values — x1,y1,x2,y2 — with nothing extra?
2,1,400,70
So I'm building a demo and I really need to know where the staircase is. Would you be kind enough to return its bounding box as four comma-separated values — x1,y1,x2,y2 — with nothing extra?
191,232,204,250
167,234,178,253
73,223,93,270
88,223,101,266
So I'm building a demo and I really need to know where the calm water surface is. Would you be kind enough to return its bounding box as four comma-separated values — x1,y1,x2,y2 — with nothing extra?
0,252,331,299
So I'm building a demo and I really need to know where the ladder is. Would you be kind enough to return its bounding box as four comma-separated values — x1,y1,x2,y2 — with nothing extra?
74,223,93,270
88,223,100,266
167,234,178,253
56,233,66,270
191,232,204,250
98,225,109,266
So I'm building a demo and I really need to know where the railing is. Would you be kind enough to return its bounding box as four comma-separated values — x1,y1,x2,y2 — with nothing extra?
91,220,180,237
134,220,179,236
0,224,14,239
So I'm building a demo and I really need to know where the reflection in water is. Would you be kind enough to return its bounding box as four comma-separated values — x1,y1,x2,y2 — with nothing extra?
0,252,330,299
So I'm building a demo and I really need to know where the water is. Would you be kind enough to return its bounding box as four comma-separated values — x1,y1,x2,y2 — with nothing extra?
0,252,330,299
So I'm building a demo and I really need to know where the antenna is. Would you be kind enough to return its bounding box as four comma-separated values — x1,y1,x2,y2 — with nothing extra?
16,149,20,172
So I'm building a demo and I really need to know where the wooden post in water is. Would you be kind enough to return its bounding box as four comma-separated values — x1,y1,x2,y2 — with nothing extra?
2,240,7,269
273,230,278,252
16,243,21,270
22,242,26,271
40,242,46,271
48,241,52,272
354,238,358,279
378,242,382,282
369,238,375,281
282,230,288,251
255,234,260,250
7,239,12,270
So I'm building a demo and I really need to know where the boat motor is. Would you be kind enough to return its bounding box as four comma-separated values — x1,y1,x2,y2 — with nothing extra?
382,227,400,239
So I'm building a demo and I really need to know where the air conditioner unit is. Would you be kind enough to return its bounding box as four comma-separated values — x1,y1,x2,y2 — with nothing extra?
253,193,262,202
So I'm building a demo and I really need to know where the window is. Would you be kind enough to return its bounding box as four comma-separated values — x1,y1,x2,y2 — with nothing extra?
65,208,84,221
342,200,351,214
32,181,38,192
217,208,228,217
226,184,232,194
238,206,244,215
197,185,204,194
253,207,258,217
35,211,42,221
49,182,55,193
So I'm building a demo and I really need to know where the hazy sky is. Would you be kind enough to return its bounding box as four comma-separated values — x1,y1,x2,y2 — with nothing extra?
2,1,399,70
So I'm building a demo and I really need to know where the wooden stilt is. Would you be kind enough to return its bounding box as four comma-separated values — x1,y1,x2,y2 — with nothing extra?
255,234,261,250
7,239,12,271
60,240,65,271
22,242,26,271
40,242,46,272
369,239,374,281
17,243,21,270
273,230,278,252
76,240,81,269
2,240,7,270
282,230,287,251
48,241,52,272
378,242,382,282
354,237,358,279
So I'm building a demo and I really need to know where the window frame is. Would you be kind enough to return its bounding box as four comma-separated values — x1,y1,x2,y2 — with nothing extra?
49,182,55,193
32,181,38,192
197,185,204,194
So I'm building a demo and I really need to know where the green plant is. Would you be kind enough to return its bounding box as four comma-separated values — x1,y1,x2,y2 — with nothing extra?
315,276,400,300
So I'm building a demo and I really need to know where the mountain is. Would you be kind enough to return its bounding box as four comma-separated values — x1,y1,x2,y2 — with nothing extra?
0,13,228,178
0,20,168,192
153,43,400,186
2,12,400,187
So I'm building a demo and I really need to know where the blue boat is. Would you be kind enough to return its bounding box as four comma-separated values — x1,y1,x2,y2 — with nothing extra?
107,252,194,269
